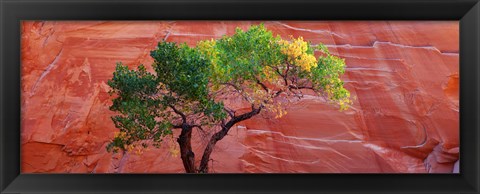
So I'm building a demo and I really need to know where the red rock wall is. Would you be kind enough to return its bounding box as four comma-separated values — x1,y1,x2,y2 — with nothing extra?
21,21,459,173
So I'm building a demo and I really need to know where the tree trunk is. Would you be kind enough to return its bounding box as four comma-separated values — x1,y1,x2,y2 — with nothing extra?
197,127,226,173
177,124,196,173
198,106,262,173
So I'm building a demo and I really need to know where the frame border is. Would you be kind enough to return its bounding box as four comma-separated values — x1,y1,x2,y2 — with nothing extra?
1,0,479,193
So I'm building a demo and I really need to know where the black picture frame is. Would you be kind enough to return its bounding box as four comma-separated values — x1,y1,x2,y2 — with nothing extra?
1,0,479,193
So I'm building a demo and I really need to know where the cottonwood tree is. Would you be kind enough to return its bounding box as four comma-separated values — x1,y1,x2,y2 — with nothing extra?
106,24,352,173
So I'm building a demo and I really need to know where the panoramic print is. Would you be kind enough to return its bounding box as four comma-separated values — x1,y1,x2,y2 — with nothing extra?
21,21,459,173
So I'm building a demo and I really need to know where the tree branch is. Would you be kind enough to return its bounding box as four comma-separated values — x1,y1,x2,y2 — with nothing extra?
254,77,269,92
220,82,250,102
169,105,187,123
284,61,291,82
192,124,205,132
274,66,288,86
198,104,263,173
223,107,235,118
172,124,183,129
288,85,314,90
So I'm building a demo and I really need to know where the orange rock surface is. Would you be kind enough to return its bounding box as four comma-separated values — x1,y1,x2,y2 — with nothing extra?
21,21,459,173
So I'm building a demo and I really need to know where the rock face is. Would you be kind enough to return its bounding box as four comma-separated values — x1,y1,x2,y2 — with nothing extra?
21,21,459,173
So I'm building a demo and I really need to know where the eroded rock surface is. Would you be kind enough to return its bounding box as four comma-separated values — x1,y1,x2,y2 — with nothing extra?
21,21,459,173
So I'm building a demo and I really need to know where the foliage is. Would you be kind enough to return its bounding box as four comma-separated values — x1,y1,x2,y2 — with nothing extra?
106,24,351,155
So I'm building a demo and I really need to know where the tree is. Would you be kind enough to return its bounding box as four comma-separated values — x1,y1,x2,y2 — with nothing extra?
106,24,352,173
